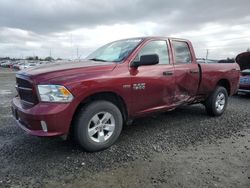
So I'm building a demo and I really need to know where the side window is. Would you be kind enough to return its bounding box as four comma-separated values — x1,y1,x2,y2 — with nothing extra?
135,41,170,64
172,41,192,64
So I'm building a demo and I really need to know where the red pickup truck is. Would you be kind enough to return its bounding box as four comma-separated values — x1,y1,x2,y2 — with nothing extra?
12,37,240,151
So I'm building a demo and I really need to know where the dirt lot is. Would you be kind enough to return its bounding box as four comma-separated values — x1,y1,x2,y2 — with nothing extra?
0,68,249,188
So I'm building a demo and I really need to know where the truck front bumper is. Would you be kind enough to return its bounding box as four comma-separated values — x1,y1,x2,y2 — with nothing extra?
11,97,74,137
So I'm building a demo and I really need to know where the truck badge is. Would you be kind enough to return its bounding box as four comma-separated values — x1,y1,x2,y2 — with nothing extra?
133,83,146,90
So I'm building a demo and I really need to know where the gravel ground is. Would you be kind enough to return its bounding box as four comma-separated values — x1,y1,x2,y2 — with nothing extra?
0,68,249,188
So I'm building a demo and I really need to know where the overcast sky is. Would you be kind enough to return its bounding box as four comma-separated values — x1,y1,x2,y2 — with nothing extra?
0,0,250,59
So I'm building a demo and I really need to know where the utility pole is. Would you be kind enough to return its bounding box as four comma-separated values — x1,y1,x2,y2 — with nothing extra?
49,48,52,57
206,49,209,60
70,33,73,60
76,47,79,59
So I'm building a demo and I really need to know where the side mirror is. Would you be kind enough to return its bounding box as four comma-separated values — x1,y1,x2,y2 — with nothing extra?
131,54,159,68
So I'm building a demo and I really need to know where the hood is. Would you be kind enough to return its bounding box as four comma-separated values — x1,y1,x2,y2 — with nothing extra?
16,60,117,83
17,60,116,77
18,60,116,75
236,52,250,70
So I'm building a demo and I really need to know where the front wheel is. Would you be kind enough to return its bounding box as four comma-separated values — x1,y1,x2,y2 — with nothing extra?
74,101,123,152
205,86,228,116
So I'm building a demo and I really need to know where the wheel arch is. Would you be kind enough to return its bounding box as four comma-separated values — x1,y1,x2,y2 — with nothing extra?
71,91,128,128
216,79,231,96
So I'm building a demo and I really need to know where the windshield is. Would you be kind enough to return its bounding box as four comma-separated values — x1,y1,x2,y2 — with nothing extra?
86,39,142,62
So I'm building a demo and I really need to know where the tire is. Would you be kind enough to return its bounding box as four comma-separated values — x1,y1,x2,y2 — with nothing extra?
74,100,123,152
205,86,228,116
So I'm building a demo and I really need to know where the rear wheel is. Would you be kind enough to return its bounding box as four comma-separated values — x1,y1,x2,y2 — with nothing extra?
205,86,228,116
74,101,123,152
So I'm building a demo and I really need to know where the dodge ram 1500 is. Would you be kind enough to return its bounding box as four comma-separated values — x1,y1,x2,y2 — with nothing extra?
12,37,240,151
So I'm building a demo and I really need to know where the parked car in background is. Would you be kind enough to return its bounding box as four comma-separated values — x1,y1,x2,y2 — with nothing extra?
1,61,12,68
238,69,250,94
0,61,6,66
236,51,250,94
196,58,218,64
13,62,24,70
0,59,57,69
218,59,235,63
26,63,37,69
19,63,37,70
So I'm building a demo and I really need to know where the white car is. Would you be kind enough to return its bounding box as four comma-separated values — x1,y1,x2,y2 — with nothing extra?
19,63,37,70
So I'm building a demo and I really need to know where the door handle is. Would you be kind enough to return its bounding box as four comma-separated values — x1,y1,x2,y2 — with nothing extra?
163,71,173,76
189,69,199,74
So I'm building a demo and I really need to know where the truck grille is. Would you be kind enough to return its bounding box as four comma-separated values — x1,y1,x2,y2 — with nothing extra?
16,77,38,108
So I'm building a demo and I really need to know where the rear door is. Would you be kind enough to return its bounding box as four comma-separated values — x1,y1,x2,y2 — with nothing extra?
170,40,200,103
130,40,176,115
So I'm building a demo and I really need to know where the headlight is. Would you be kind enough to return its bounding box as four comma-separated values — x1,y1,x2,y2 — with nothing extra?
37,85,74,102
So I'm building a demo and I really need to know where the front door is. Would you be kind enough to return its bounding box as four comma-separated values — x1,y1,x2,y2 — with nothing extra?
130,40,176,116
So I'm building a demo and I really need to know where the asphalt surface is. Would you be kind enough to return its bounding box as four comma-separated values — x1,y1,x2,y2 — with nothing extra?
0,68,249,188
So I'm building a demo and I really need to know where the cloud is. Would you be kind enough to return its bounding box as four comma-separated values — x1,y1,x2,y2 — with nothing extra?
0,0,250,59
1,0,249,34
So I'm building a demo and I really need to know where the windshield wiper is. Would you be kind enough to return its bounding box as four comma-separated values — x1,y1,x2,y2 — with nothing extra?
89,58,107,62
